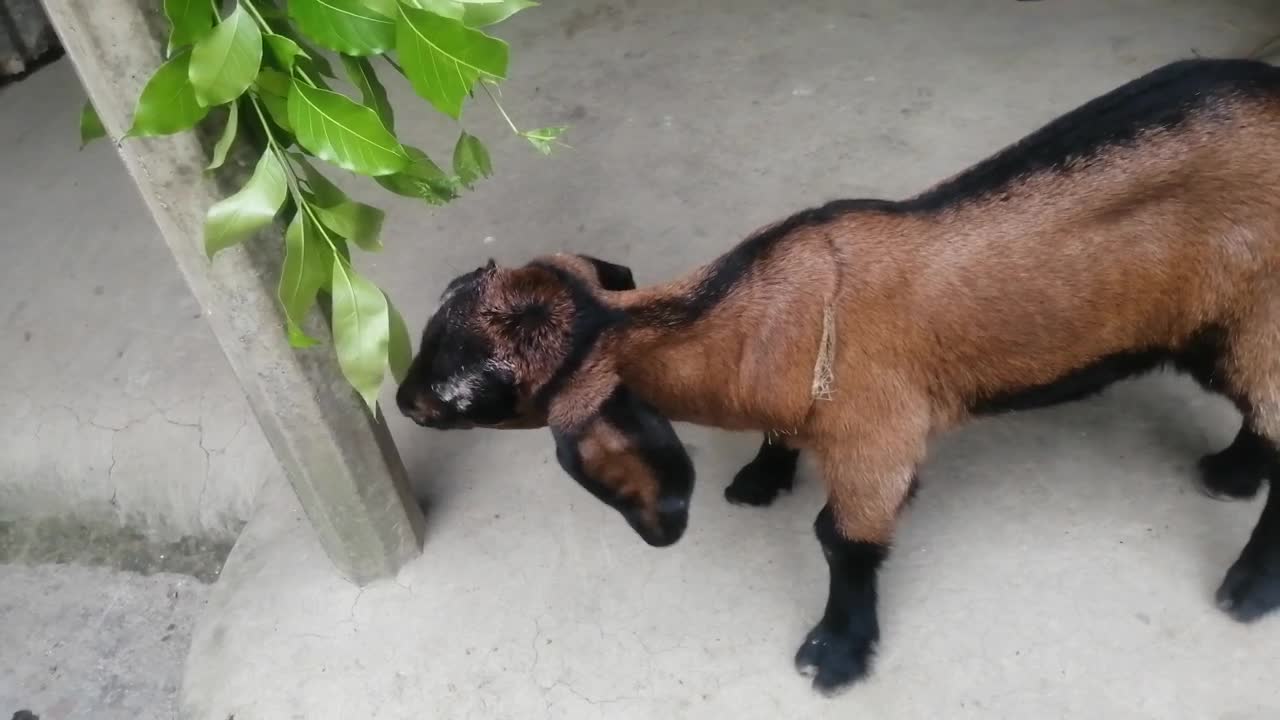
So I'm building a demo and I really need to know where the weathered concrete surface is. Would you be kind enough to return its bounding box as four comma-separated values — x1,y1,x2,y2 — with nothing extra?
0,563,211,720
0,60,270,544
184,0,1280,718
0,517,232,583
41,0,424,583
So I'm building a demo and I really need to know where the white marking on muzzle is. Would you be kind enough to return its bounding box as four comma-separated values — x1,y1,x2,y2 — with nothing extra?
433,369,482,411
432,359,514,413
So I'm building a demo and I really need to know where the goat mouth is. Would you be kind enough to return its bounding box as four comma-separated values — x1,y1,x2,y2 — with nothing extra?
408,415,475,430
628,509,688,548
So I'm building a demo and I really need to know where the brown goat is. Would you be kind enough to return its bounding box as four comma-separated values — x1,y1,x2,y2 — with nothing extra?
396,58,1280,695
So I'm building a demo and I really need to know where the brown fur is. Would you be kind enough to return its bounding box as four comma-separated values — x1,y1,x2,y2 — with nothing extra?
575,416,662,530
466,96,1280,541
396,59,1280,693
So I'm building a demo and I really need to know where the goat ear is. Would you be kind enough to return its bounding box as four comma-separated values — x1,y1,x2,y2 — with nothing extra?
547,372,692,504
576,255,636,291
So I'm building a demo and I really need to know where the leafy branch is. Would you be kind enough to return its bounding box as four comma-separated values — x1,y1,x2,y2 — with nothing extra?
79,0,562,409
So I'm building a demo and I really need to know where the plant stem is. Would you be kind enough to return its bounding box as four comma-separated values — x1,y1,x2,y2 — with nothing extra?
238,0,318,88
239,0,271,31
481,82,519,135
247,95,346,262
294,66,318,88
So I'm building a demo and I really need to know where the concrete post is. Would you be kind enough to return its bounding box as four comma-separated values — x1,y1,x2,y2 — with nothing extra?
41,0,425,584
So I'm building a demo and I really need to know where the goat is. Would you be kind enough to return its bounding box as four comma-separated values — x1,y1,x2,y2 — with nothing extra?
396,58,1280,695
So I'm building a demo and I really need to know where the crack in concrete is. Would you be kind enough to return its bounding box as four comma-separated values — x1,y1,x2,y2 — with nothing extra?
349,587,368,625
13,390,257,542
528,616,544,676
551,680,640,707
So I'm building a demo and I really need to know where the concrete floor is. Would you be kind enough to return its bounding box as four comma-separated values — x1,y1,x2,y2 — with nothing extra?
0,564,209,720
185,0,1280,718
6,0,1280,717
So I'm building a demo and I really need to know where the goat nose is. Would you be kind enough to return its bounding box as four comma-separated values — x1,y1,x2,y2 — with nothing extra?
396,386,433,424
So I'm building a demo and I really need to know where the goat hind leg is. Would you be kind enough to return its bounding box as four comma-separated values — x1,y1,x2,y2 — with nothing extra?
1215,320,1280,621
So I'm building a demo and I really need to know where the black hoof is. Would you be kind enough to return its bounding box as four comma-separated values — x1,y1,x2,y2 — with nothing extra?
1216,560,1280,623
794,624,875,696
725,463,793,507
1197,450,1264,501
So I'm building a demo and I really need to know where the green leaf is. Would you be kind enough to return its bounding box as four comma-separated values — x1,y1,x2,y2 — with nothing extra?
374,146,458,203
521,125,567,155
249,72,295,139
452,132,492,189
316,200,385,251
289,0,395,57
259,95,292,133
252,80,290,135
290,156,347,208
79,99,106,148
126,49,210,137
287,80,408,176
279,211,332,347
254,69,294,132
295,40,339,78
386,295,412,383
190,5,263,107
164,0,214,55
331,260,390,409
403,0,464,21
406,0,537,27
396,4,509,119
360,0,397,15
265,34,307,71
256,68,292,96
460,0,537,26
340,55,395,132
204,149,288,258
291,155,348,207
206,101,239,171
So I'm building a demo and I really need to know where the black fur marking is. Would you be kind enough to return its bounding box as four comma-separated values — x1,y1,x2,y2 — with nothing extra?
970,325,1229,416
440,265,488,299
576,255,637,291
630,60,1280,330
1199,426,1271,501
530,263,627,411
796,504,888,695
903,59,1280,211
551,385,694,547
596,385,696,502
397,274,523,428
1217,478,1280,622
631,200,896,328
725,435,800,506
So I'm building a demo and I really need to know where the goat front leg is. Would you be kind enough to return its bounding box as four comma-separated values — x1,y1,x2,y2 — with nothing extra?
725,434,800,507
796,430,923,695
